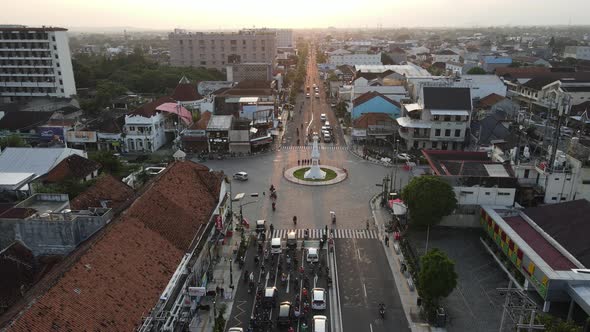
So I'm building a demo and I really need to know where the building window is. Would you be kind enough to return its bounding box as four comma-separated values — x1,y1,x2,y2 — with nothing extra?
454,129,461,137
551,196,557,201
432,142,438,149
485,192,491,195
129,126,135,131
498,192,511,196
433,115,440,121
445,129,451,137
413,141,419,149
53,45,57,50
444,116,451,121
524,169,530,178
51,36,55,42
200,61,206,65
455,115,462,121
435,129,441,136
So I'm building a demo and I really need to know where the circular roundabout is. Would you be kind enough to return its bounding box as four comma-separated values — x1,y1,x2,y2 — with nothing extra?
284,165,348,186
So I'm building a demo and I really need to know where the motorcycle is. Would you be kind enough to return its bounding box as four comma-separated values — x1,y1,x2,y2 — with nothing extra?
272,202,276,211
330,211,336,224
293,216,297,226
270,191,277,200
379,304,385,319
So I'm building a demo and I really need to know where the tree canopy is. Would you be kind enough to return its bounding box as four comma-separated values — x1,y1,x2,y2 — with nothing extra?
467,67,487,75
0,134,27,149
381,53,395,65
401,176,457,227
418,248,458,305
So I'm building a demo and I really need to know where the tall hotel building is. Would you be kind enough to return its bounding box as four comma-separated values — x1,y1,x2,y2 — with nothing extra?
0,25,76,102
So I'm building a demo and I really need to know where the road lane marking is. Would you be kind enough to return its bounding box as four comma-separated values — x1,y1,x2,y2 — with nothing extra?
286,273,290,294
357,248,361,260
363,283,367,298
370,323,373,332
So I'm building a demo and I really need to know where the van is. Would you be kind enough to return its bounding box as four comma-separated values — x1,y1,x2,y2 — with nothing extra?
313,315,327,332
287,231,297,249
312,288,327,310
271,237,282,254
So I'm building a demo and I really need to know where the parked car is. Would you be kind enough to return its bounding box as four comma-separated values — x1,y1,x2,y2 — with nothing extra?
396,153,412,161
228,328,243,332
233,172,248,181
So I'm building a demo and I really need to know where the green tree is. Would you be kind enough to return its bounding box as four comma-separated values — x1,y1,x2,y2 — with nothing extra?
381,53,395,65
536,313,583,332
467,67,487,75
401,176,457,227
508,61,522,68
89,150,122,175
418,248,458,317
34,177,95,200
0,134,27,149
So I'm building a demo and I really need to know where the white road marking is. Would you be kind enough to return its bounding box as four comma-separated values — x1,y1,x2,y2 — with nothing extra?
286,273,290,294
357,248,361,260
363,283,367,298
370,323,374,332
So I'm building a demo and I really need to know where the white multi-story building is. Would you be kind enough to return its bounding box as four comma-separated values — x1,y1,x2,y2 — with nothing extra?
328,53,382,66
169,29,276,72
432,50,460,64
564,46,590,61
397,86,472,150
0,25,76,102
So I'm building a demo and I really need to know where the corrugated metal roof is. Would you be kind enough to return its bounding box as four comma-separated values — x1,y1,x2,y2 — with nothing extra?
207,115,233,130
0,148,85,179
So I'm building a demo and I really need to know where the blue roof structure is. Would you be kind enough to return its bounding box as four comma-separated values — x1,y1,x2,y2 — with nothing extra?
483,56,512,65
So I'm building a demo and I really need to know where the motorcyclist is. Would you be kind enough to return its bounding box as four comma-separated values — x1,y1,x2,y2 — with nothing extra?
272,202,276,211
269,184,275,192
293,216,297,225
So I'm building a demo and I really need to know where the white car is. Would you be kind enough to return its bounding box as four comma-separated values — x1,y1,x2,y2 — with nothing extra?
233,172,248,181
312,288,327,310
307,248,319,263
313,315,327,332
228,328,243,332
306,93,311,98
396,153,412,161
320,113,327,122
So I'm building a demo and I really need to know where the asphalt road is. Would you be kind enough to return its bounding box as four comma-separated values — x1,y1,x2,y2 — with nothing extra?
212,46,412,332
226,237,332,331
334,238,410,332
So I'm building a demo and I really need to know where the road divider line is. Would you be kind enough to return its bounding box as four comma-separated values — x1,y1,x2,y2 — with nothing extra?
370,323,373,332
363,283,367,298
332,241,343,332
357,248,361,260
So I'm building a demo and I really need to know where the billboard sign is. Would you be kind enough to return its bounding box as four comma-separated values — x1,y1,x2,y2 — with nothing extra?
66,130,97,143
38,126,65,142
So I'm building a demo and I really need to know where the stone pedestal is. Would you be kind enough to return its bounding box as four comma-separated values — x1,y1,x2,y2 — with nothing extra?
304,135,326,179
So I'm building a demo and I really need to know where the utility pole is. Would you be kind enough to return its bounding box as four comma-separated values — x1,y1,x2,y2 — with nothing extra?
548,94,571,172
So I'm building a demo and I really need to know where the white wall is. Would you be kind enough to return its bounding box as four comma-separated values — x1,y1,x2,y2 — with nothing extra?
53,31,77,97
433,54,460,63
454,186,515,206
124,112,167,152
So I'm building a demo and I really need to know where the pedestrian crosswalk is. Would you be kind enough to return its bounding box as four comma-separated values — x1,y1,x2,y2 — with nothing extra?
281,145,349,151
271,228,378,239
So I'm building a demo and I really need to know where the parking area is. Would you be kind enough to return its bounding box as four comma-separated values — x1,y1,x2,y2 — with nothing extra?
226,231,332,332
406,227,508,332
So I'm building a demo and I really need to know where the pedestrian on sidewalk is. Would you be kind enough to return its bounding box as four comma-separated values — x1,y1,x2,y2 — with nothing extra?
385,236,389,247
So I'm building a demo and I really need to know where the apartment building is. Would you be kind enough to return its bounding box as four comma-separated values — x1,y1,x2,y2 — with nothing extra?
328,52,382,66
0,25,76,102
275,29,294,48
226,63,272,82
397,87,472,150
169,29,276,72
564,46,590,61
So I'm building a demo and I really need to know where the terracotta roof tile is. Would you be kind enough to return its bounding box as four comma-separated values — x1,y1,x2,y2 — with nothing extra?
190,111,212,130
352,91,401,108
129,96,176,118
171,77,202,102
477,93,506,108
0,241,35,312
70,175,134,211
42,154,101,184
353,112,396,129
5,161,224,331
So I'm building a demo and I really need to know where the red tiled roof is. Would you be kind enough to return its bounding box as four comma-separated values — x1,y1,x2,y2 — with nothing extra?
477,93,506,108
352,91,401,108
495,67,551,78
0,241,35,312
353,112,396,129
5,161,224,331
70,175,134,211
129,96,176,118
171,78,201,102
42,155,101,184
504,216,576,271
0,208,37,219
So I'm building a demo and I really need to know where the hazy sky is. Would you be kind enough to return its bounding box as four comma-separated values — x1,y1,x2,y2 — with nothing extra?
2,0,589,30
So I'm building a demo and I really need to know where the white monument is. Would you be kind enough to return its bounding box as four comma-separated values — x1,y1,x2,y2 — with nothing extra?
304,135,326,179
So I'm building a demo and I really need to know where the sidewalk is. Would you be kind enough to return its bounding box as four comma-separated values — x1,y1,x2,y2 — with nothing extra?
370,196,445,332
343,135,395,167
194,230,242,332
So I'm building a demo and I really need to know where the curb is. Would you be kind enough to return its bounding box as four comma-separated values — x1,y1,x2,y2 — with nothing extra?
347,146,394,167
